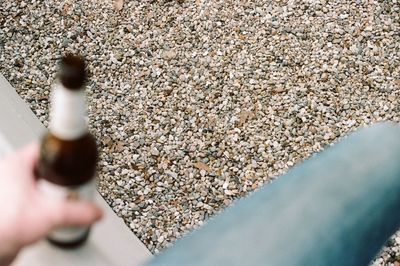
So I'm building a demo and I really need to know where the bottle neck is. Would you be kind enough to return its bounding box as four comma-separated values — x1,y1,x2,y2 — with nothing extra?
49,83,87,140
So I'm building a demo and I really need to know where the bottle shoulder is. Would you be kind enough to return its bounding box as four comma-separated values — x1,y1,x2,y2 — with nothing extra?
42,131,97,148
37,131,98,186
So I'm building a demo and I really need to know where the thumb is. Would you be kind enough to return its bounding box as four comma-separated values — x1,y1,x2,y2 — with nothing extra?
47,199,103,228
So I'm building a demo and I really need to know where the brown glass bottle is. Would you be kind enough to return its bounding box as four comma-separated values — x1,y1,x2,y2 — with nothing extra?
35,54,98,248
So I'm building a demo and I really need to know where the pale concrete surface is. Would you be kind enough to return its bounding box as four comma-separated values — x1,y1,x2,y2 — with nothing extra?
0,74,45,152
0,74,152,266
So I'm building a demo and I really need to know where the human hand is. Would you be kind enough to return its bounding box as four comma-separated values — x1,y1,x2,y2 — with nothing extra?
0,142,103,265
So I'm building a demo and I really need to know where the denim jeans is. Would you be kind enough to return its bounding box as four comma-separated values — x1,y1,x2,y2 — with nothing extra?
146,122,400,266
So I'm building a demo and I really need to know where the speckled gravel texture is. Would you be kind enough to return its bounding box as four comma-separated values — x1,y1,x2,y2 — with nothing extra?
1,0,399,263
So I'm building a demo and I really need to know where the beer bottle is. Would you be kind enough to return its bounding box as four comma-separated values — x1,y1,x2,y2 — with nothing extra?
35,54,98,248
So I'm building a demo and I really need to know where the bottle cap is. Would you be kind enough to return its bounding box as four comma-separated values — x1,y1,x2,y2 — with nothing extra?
60,54,86,90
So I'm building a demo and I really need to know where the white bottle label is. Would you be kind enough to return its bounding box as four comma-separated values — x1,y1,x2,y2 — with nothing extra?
49,84,87,140
37,179,96,242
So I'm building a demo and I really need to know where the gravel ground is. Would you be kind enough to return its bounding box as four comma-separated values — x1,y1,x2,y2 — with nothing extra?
1,0,399,263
